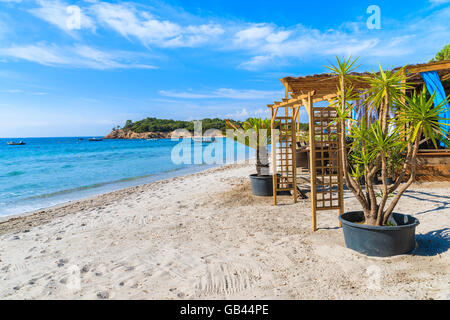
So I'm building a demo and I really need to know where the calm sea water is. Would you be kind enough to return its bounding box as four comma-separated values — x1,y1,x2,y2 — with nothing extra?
0,137,252,217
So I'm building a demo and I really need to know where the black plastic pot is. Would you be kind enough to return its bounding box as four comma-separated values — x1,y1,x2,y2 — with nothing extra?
358,176,365,185
249,174,274,196
339,211,420,257
372,176,380,185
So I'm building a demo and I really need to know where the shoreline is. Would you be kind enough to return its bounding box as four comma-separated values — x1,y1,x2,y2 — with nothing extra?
0,162,223,220
0,161,252,233
1,136,254,218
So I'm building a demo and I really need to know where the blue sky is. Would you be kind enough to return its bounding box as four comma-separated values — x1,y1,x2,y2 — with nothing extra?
0,0,449,137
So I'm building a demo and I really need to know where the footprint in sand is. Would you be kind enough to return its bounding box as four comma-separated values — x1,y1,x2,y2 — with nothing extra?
195,261,263,296
57,259,69,267
97,291,109,299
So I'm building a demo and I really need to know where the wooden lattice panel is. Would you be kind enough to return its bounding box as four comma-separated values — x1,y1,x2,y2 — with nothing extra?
276,116,294,189
271,106,297,204
308,104,344,231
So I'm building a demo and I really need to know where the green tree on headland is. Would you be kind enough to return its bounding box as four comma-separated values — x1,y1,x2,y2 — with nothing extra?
118,117,309,134
124,120,133,131
118,117,244,134
431,43,450,62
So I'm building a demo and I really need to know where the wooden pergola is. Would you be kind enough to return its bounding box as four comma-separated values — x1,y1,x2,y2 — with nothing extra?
268,60,450,231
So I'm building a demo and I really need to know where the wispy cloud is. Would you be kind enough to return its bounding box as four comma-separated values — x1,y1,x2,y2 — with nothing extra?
0,43,157,69
27,0,225,48
2,0,450,71
233,6,450,70
429,0,450,5
2,88,47,95
29,0,95,34
225,107,267,120
91,1,224,48
159,88,283,100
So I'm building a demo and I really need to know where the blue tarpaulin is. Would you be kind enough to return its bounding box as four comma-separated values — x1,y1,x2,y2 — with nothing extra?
351,103,377,121
351,105,358,120
421,71,450,147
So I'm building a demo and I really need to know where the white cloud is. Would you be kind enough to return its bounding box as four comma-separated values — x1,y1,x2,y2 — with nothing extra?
233,6,450,70
0,43,157,69
239,55,274,71
234,25,274,46
429,0,450,4
163,24,225,48
0,44,67,65
159,88,283,100
225,107,268,120
91,2,224,48
214,88,282,99
29,0,95,34
5,0,450,71
2,89,48,95
30,1,224,48
234,24,383,69
158,91,211,99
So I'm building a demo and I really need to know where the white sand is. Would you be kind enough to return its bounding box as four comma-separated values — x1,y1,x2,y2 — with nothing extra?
0,162,449,300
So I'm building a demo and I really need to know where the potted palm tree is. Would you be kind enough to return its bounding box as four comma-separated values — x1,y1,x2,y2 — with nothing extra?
329,57,449,256
386,145,404,185
226,118,274,196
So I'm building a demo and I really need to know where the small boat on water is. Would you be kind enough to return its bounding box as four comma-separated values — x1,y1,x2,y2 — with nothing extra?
193,137,216,143
7,141,26,145
88,138,103,142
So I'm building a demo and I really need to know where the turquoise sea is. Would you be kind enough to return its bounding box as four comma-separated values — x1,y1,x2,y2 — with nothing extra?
0,137,252,217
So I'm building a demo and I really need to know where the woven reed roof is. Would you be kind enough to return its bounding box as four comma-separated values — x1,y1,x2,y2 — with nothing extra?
281,60,450,99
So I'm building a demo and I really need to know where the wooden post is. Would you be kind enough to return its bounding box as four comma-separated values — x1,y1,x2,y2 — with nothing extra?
307,93,317,231
292,105,298,203
271,107,277,206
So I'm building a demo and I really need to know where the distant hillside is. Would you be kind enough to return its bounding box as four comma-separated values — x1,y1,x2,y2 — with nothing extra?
105,117,244,139
105,117,309,139
120,117,244,134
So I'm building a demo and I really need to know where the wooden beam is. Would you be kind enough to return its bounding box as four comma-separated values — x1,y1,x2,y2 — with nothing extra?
321,93,338,101
265,90,316,109
291,90,315,100
293,105,301,121
441,73,450,81
283,79,289,99
271,107,279,127
269,96,309,109
406,61,450,74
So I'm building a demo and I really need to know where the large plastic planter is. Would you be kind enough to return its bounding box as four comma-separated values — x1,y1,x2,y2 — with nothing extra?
249,174,274,196
339,211,419,257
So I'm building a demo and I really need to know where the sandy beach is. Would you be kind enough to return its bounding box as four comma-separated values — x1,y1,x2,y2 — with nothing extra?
0,162,449,300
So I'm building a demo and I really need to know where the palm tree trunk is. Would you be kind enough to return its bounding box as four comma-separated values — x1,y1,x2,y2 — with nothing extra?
259,146,269,175
256,147,262,176
382,128,422,224
338,77,369,214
